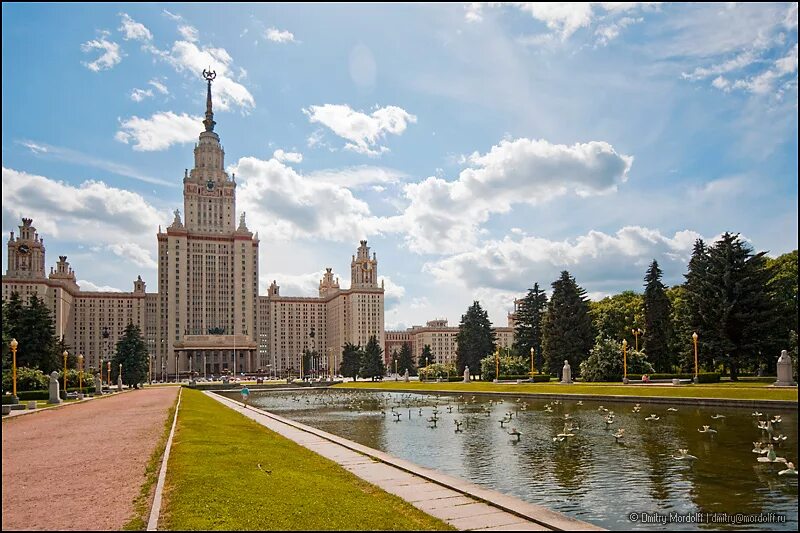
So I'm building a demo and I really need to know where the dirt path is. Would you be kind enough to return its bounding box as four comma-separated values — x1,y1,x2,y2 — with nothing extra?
2,387,179,531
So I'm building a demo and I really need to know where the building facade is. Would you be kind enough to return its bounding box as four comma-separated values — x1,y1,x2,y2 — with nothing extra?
2,73,384,379
385,318,515,369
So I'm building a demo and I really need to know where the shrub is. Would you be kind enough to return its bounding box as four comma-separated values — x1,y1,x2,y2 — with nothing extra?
696,372,720,383
16,390,50,401
530,374,553,382
580,337,654,382
480,355,529,381
2,367,49,392
418,363,457,380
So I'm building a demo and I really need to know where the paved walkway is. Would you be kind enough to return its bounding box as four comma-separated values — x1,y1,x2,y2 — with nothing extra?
209,391,602,531
2,387,179,531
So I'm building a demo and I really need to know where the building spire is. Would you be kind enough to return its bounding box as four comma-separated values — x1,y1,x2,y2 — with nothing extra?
202,68,217,132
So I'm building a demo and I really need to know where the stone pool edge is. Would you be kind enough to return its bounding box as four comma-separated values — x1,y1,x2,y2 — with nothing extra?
331,386,798,411
208,390,604,532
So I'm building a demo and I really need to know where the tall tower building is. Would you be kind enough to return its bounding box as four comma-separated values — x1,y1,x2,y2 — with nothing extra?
157,69,259,376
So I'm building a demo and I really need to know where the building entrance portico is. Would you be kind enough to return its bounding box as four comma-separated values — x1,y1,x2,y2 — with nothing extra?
174,334,258,376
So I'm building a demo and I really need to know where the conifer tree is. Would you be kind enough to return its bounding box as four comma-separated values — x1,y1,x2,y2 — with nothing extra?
18,295,59,373
541,271,593,378
110,323,149,388
512,283,548,373
360,335,385,380
455,301,496,378
643,260,672,372
340,343,362,381
397,342,416,376
418,344,433,370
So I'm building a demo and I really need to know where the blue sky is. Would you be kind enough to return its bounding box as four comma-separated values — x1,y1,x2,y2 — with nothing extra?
2,3,798,329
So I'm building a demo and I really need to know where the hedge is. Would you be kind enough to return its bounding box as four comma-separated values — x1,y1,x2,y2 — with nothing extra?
696,372,720,383
530,374,553,382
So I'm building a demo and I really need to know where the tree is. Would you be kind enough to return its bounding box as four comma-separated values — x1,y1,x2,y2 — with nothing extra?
360,336,385,381
2,293,25,373
765,250,798,371
686,233,777,379
684,239,712,368
455,301,496,378
512,283,548,373
542,271,593,378
397,342,416,376
110,323,149,388
666,285,694,372
418,344,433,370
643,260,672,372
339,343,362,381
590,291,644,345
580,336,655,382
16,295,59,373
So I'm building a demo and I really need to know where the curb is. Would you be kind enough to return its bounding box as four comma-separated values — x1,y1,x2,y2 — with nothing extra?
333,386,798,410
147,387,183,531
2,389,138,420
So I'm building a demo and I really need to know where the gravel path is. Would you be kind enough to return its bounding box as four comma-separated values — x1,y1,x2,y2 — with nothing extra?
2,387,179,531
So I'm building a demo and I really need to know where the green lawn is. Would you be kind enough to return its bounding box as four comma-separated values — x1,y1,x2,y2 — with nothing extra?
333,380,798,401
160,389,453,531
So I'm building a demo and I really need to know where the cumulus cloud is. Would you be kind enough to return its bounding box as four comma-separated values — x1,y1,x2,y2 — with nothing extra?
118,13,152,41
396,137,633,254
303,104,417,156
145,11,255,112
77,280,123,292
272,149,303,164
80,31,122,72
233,156,384,242
425,226,702,296
378,275,406,306
265,27,296,43
2,166,166,270
115,111,202,151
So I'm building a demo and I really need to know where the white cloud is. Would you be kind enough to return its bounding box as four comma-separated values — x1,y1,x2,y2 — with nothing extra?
465,3,484,23
130,88,153,102
118,13,152,42
307,165,408,189
148,79,169,95
397,137,633,254
16,140,176,188
595,16,642,46
106,243,157,269
147,12,255,112
178,24,199,42
259,270,323,297
409,297,430,309
272,149,303,164
265,27,296,43
379,275,406,304
80,31,122,72
115,111,202,151
303,104,417,156
425,226,701,294
233,156,384,242
2,167,166,270
77,280,123,292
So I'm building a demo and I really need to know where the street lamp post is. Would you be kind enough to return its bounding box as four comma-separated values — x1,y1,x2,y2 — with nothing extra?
494,347,500,383
107,361,111,391
692,332,699,383
63,350,68,398
10,338,19,403
119,363,123,390
300,352,303,382
78,354,84,393
632,328,642,352
622,339,628,384
425,356,429,382
530,346,535,377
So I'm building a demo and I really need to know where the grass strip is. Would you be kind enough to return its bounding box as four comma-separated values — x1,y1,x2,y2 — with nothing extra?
123,391,180,530
161,389,453,531
333,381,798,401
